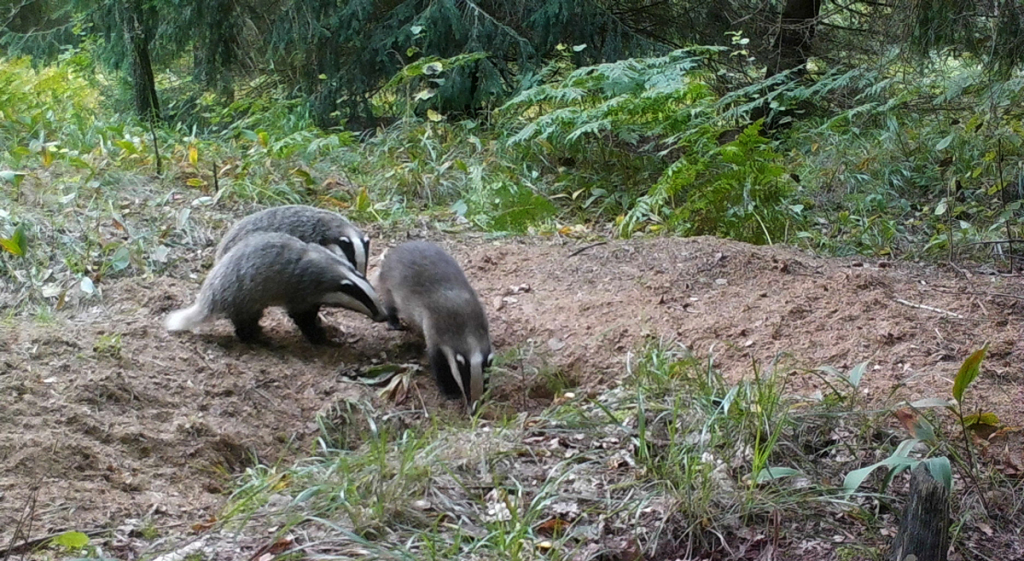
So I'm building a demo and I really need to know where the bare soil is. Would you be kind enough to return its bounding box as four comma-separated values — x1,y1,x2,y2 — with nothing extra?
2,233,1023,557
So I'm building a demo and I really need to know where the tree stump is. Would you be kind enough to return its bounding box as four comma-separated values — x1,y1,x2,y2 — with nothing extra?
887,462,950,561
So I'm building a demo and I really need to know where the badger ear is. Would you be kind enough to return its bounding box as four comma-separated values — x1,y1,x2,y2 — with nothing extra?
485,352,495,368
456,353,466,366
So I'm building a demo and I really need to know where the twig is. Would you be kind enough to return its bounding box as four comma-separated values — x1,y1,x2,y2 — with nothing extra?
894,298,964,319
928,287,1024,301
568,242,608,258
3,484,38,560
963,239,1024,245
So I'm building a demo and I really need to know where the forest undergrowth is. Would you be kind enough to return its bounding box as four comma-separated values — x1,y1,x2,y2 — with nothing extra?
2,43,1024,560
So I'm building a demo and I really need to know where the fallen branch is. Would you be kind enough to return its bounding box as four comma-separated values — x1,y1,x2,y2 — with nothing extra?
894,298,964,319
568,242,608,258
928,287,1024,301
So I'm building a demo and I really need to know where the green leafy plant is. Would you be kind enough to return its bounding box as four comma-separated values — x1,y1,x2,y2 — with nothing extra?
843,345,992,500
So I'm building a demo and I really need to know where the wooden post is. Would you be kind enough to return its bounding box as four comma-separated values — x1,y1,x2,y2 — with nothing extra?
887,463,950,561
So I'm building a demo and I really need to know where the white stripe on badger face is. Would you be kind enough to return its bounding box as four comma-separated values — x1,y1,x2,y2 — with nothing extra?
444,347,469,407
469,350,485,410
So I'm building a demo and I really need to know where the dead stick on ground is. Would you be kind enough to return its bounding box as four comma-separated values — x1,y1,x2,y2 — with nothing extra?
568,242,608,258
894,298,964,319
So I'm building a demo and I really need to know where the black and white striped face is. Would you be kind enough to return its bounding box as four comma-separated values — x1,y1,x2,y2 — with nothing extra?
319,264,387,321
327,230,370,277
442,343,494,413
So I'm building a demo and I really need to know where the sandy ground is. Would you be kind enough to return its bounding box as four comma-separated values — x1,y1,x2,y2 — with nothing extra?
2,234,1022,556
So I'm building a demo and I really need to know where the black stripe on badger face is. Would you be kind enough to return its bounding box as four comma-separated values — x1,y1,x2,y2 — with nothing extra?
318,267,385,321
430,346,468,401
337,236,357,268
333,234,370,275
338,279,380,317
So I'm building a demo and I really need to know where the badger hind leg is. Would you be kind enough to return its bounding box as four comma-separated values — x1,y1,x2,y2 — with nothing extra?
288,305,329,344
230,311,265,343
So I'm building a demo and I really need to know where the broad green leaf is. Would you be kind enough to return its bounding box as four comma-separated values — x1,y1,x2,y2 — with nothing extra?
924,456,953,493
426,109,443,122
80,276,95,294
0,170,26,188
754,466,801,483
110,246,130,272
892,438,921,458
423,62,443,75
909,397,953,408
843,454,917,495
952,345,988,403
847,361,869,388
936,133,954,150
151,245,170,263
911,415,936,443
963,412,999,427
51,531,90,549
291,167,314,185
358,364,405,385
843,463,885,495
0,224,27,256
934,199,948,215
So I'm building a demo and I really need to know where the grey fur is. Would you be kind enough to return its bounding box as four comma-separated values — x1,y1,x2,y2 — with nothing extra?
215,205,371,275
167,232,386,344
376,240,493,411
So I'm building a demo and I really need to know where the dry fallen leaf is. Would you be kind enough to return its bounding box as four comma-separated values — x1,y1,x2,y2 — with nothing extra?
536,518,569,537
191,516,217,533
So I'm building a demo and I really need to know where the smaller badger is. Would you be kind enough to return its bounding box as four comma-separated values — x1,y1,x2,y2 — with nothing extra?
215,205,371,276
376,241,493,411
166,232,386,344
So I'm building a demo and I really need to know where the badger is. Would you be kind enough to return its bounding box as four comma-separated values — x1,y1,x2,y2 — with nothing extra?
166,232,386,344
376,240,493,411
215,205,371,276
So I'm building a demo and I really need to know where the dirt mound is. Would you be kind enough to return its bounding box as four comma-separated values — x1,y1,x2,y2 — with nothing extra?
2,235,1022,545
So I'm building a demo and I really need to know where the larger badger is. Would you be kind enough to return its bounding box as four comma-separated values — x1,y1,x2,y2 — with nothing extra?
167,232,386,344
215,205,371,276
376,240,493,411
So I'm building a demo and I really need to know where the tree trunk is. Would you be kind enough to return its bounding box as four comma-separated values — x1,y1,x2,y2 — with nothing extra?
767,0,822,79
752,0,822,130
120,0,160,122
887,463,950,561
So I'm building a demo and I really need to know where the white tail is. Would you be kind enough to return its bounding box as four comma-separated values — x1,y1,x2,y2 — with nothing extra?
164,304,207,332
